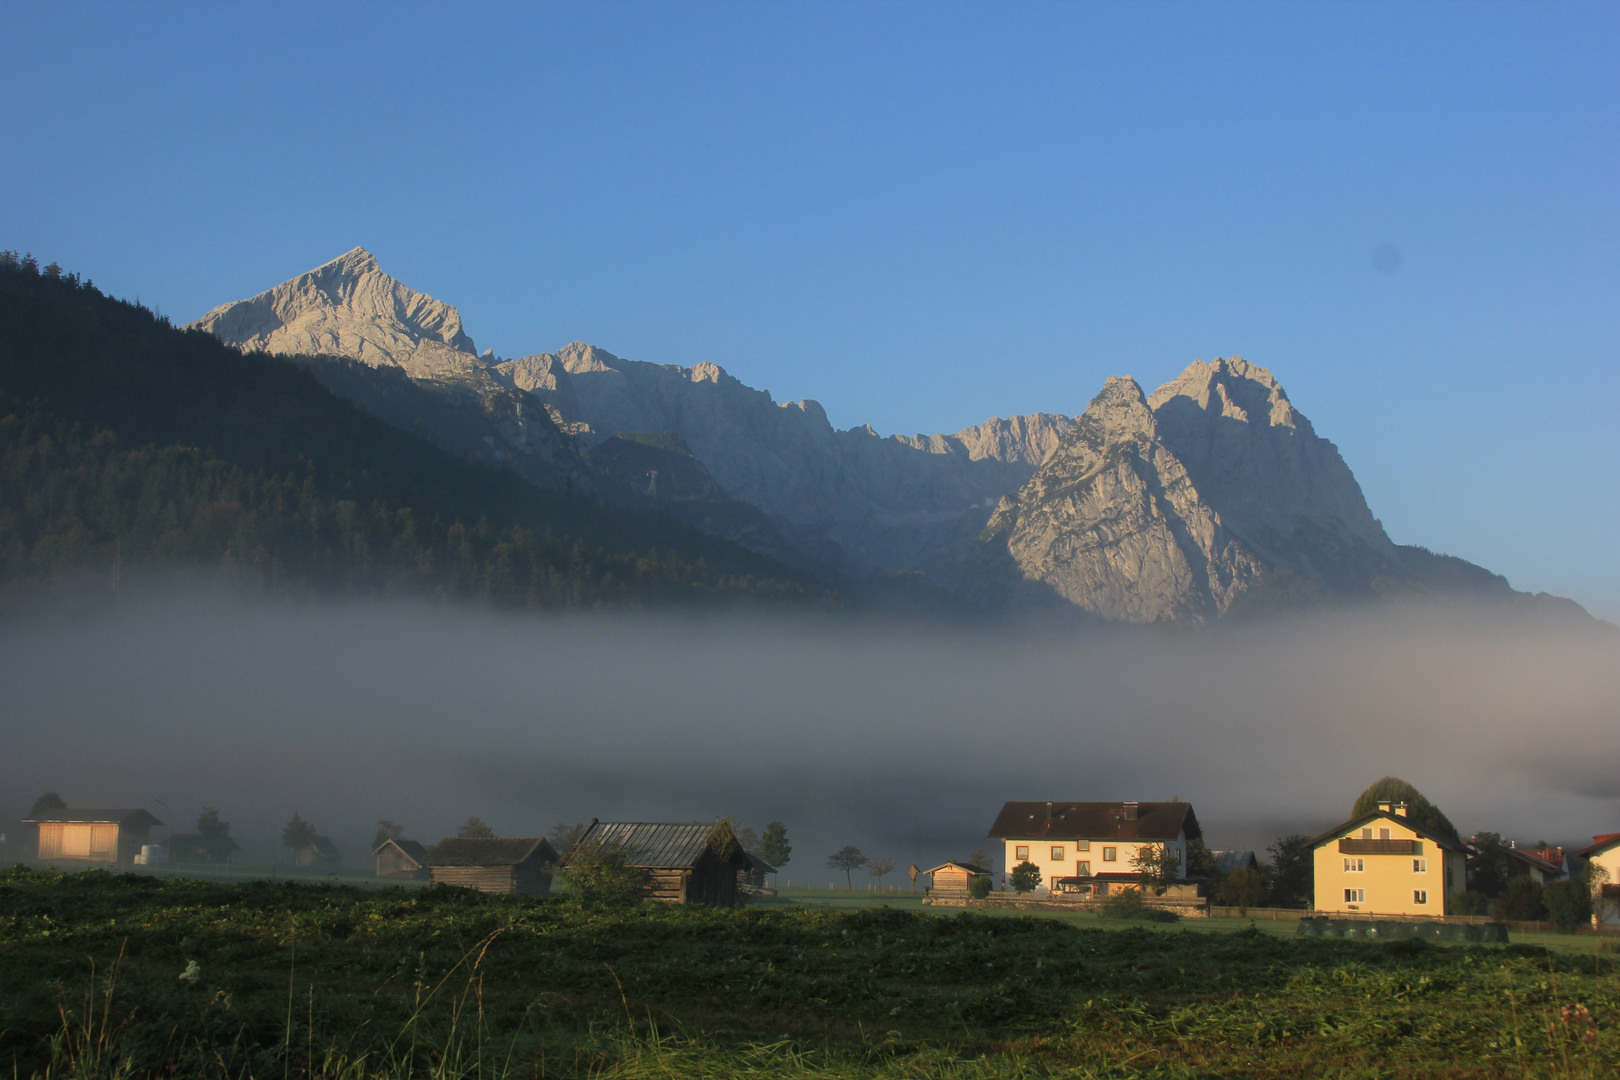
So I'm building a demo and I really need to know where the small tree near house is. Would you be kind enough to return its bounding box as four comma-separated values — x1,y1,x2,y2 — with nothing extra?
827,846,868,888
867,856,897,888
1214,866,1268,915
1009,861,1042,895
1131,843,1182,894
758,821,792,869
281,813,317,854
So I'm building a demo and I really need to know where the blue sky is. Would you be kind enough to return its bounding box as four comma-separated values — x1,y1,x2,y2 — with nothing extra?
3,1,1616,617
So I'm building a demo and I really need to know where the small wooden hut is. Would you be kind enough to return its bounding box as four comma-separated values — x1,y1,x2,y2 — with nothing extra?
292,835,341,869
26,809,163,864
167,833,240,864
424,837,557,895
569,820,752,906
374,838,430,879
925,860,991,900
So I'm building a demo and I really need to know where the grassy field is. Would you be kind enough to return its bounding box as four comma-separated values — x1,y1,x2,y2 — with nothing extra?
2,867,1619,1079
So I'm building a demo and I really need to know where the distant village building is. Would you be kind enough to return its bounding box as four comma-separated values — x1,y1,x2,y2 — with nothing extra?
987,800,1202,896
924,860,991,900
1212,850,1260,875
740,850,776,891
570,820,752,906
1504,844,1565,886
26,809,163,864
1310,802,1469,916
291,835,342,869
424,837,557,894
166,833,240,864
374,838,430,879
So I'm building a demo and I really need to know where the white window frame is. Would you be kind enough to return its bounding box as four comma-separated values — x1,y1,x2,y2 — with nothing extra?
1413,858,1427,873
1343,857,1365,872
1102,846,1118,862
1076,860,1091,876
1414,889,1428,905
1344,888,1365,903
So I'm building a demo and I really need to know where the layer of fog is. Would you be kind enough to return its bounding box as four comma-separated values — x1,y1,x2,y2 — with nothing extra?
2,594,1617,878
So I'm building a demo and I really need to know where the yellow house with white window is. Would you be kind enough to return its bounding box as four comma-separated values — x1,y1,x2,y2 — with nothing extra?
1310,802,1468,916
987,800,1200,894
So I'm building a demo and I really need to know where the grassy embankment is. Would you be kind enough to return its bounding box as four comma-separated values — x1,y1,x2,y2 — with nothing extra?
2,867,1618,1079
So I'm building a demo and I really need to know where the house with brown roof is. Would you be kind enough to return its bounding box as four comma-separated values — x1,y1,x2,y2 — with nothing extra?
373,838,430,879
1504,845,1565,886
569,820,752,906
424,837,558,894
1310,801,1469,916
987,800,1202,895
25,809,163,864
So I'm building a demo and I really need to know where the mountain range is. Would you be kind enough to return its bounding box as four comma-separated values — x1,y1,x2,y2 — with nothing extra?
187,247,1590,624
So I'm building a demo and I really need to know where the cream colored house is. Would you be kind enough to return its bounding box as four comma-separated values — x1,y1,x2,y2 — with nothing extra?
26,809,164,864
1310,802,1468,917
1573,833,1620,927
986,800,1201,895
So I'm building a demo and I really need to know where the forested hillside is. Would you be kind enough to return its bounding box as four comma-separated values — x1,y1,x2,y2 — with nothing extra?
0,254,816,609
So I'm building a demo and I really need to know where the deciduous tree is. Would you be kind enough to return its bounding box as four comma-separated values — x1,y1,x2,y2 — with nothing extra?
372,819,404,848
867,856,896,887
281,813,317,853
457,816,495,839
1351,777,1458,842
1267,834,1314,908
827,846,868,889
1009,861,1042,895
758,821,791,868
1214,866,1269,915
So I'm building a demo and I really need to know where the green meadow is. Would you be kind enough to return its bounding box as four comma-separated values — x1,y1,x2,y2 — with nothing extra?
2,867,1618,1079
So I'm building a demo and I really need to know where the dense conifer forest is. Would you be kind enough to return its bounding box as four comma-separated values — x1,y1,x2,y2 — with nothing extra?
0,254,816,609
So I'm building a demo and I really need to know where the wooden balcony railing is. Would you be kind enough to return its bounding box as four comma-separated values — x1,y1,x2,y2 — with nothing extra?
1339,838,1419,855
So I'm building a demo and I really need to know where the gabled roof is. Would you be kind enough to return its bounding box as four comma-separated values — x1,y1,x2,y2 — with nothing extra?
1307,810,1468,853
425,837,556,868
1506,847,1564,876
1212,850,1259,875
570,821,745,869
1574,833,1620,859
23,809,164,827
925,860,990,875
744,850,776,874
304,835,341,858
373,838,429,864
987,801,1201,843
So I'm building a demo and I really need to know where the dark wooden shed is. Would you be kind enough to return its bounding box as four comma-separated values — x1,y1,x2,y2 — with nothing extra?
167,833,240,864
373,838,430,879
569,820,752,906
424,837,557,895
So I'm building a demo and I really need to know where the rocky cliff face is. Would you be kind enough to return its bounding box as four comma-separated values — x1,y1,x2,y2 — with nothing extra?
190,249,591,491
959,359,1405,621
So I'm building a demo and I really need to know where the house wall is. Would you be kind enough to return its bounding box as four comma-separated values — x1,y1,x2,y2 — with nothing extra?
429,863,551,895
376,849,422,877
929,866,985,899
1001,835,1186,891
37,823,121,863
1312,818,1460,916
1588,847,1620,925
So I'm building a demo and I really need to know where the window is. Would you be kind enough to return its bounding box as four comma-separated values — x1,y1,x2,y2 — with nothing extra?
1050,846,1065,861
1413,858,1427,873
1361,828,1374,840
1102,846,1118,862
1343,857,1365,872
1344,888,1365,903
1075,839,1091,852
1414,890,1428,905
1015,845,1029,861
1379,827,1391,841
1076,861,1091,876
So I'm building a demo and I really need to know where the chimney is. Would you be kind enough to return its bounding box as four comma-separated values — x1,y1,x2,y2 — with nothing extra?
1392,803,1408,818
1376,800,1394,814
1044,802,1052,829
1123,801,1139,822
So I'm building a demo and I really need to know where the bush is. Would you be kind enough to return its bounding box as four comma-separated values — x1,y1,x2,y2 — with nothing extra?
1213,867,1269,915
1543,879,1592,933
968,875,991,899
1009,861,1042,895
1097,889,1179,922
1496,875,1546,922
557,841,646,907
1451,890,1490,916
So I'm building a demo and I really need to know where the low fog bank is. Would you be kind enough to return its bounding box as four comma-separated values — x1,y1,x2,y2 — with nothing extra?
2,594,1617,877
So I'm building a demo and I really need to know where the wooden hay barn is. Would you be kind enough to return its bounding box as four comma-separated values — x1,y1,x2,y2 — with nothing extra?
925,860,991,900
26,809,163,864
571,820,752,906
167,833,240,864
374,838,430,879
292,835,341,869
424,837,557,895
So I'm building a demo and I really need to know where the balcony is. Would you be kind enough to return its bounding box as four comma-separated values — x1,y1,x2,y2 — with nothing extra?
1339,838,1418,855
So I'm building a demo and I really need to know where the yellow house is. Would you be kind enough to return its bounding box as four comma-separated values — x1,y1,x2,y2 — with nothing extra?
1573,833,1620,927
987,800,1200,895
1310,802,1468,916
26,809,164,864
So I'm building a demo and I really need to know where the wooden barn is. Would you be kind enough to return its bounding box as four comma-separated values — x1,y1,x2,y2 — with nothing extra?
569,820,753,906
26,809,163,864
925,860,991,900
373,838,430,879
423,837,557,895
